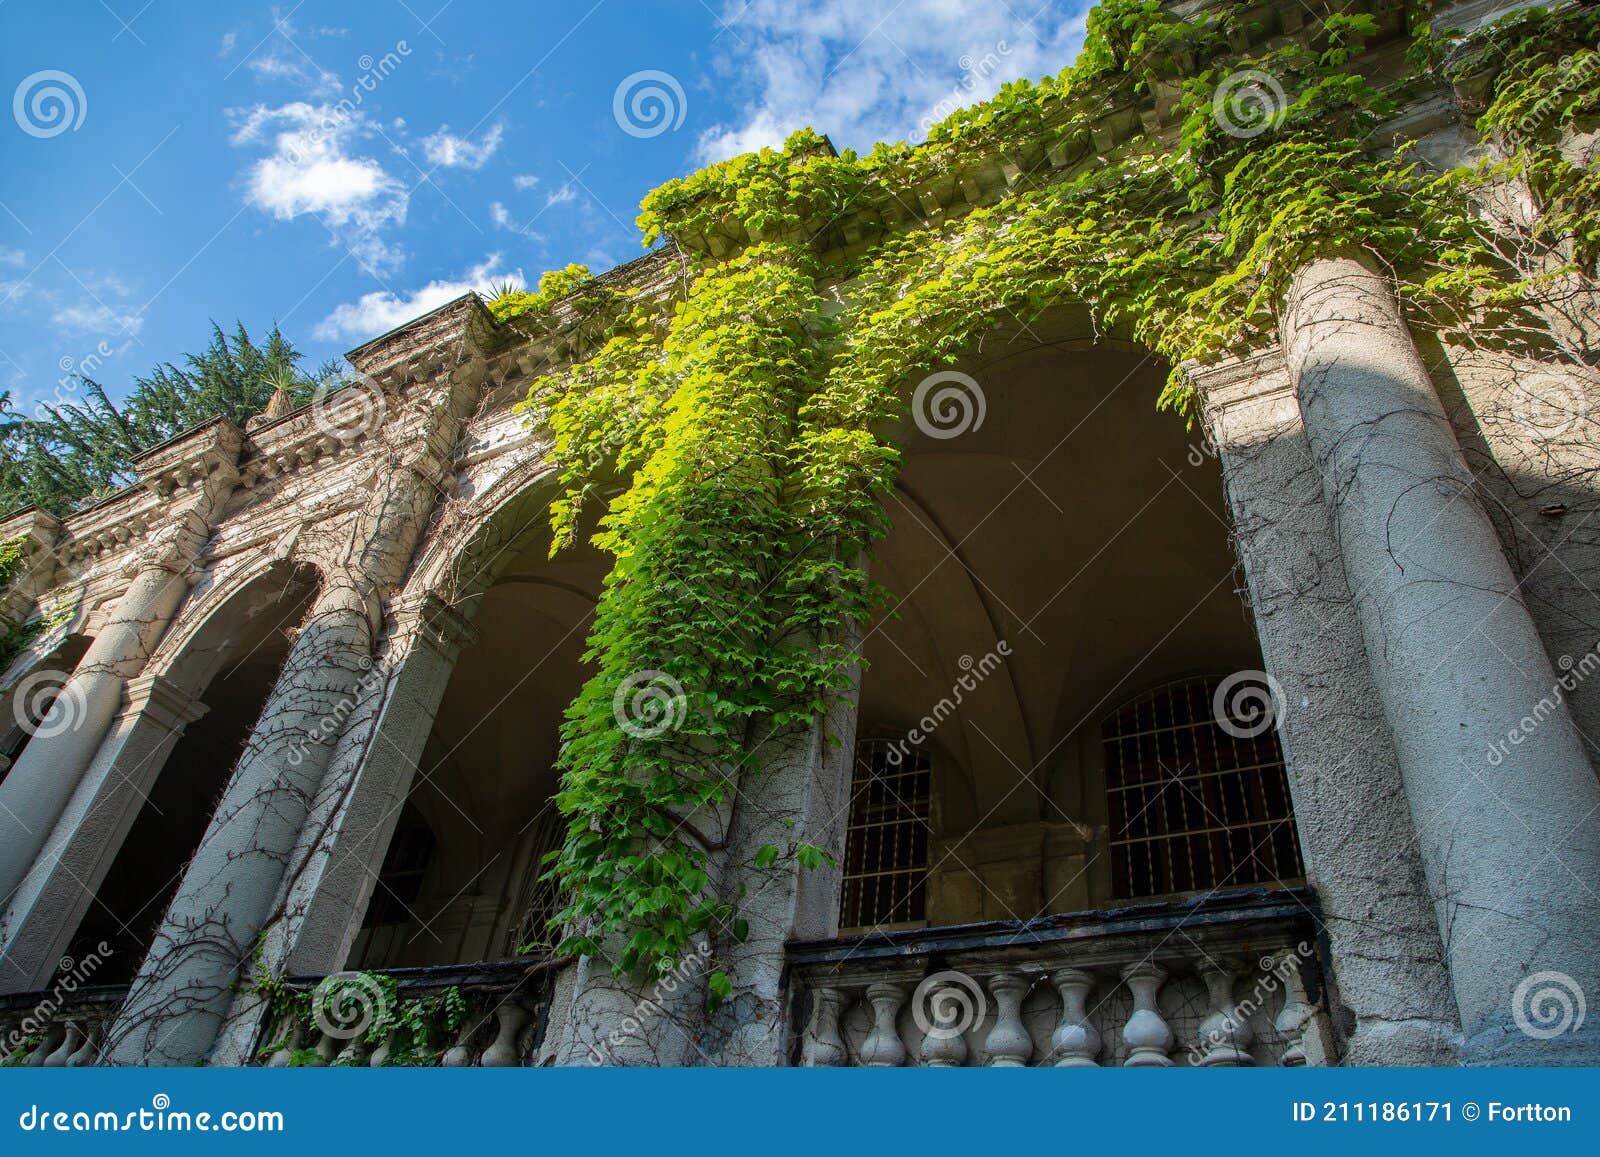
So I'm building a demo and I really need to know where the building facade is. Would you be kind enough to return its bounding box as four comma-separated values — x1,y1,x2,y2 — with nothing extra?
2,0,1599,1068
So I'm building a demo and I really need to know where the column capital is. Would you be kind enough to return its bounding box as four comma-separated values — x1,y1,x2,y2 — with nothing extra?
414,592,480,662
121,673,208,731
1183,347,1298,453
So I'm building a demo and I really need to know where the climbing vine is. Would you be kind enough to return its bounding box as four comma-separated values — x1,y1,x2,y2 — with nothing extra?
492,0,1600,985
0,537,41,675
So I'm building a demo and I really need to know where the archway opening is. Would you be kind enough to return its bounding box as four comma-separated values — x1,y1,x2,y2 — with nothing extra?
348,515,607,969
0,634,92,788
61,563,320,982
842,334,1302,933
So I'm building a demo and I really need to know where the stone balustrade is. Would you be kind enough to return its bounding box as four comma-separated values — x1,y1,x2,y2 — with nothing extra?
789,888,1331,1067
0,983,129,1066
254,959,557,1068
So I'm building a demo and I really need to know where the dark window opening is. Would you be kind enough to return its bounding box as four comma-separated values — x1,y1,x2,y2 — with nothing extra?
1102,675,1303,901
362,801,436,928
838,738,931,930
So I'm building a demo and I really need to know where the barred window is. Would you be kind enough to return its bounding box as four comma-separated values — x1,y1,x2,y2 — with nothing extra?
1102,676,1303,900
838,738,931,931
506,802,566,956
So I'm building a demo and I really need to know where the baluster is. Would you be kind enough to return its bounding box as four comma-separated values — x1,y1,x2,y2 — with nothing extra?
26,1023,64,1066
309,1029,340,1066
0,1016,25,1064
859,982,907,1068
368,1029,396,1067
43,1020,81,1067
263,1016,302,1067
917,975,969,1068
480,1000,529,1067
983,973,1033,1067
1196,962,1253,1066
441,1007,479,1067
1274,950,1313,1067
335,1033,370,1066
1048,967,1101,1066
1120,961,1173,1067
65,1018,101,1066
801,987,849,1067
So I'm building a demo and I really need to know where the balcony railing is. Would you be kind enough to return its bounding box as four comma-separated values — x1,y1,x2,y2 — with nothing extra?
787,887,1331,1067
254,958,561,1067
1,983,129,1066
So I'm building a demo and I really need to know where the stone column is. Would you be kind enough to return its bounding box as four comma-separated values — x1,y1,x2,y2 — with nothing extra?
0,425,240,907
0,675,206,993
1281,256,1600,1065
700,644,860,1066
104,355,485,1066
1195,350,1459,1065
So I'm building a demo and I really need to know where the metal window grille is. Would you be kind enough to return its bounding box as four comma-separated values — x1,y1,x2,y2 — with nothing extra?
506,803,567,956
1102,676,1303,900
838,738,931,930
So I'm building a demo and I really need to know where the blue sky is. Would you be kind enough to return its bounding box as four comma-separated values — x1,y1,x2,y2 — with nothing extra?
1,1,1091,414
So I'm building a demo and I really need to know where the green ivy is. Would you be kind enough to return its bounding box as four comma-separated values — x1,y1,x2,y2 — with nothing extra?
492,1,1594,985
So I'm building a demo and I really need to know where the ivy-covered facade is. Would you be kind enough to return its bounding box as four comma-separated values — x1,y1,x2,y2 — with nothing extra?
2,0,1599,1067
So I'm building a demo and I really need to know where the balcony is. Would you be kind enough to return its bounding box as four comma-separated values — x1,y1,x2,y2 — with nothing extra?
255,958,560,1066
788,887,1330,1067
1,983,128,1066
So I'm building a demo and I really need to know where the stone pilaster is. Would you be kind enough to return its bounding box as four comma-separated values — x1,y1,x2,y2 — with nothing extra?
0,674,206,992
103,350,488,1066
1281,256,1600,1065
0,422,241,907
205,594,479,1066
1193,349,1459,1064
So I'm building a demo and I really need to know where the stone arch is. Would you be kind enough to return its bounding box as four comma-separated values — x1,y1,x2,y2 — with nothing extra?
840,313,1283,932
0,559,322,990
0,633,94,782
323,460,609,970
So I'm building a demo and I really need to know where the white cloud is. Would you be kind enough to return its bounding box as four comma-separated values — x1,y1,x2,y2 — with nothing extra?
421,122,504,170
51,302,144,337
0,248,24,268
511,173,540,191
229,101,409,274
245,9,341,97
219,31,238,57
314,254,524,341
696,0,1092,162
490,200,544,240
544,183,577,209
